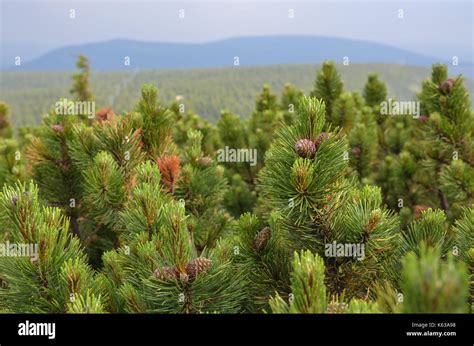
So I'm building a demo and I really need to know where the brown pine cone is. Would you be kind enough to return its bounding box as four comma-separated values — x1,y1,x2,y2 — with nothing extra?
413,205,430,219
295,138,316,158
314,132,330,149
197,156,213,167
253,227,272,251
351,147,362,157
439,78,455,95
154,266,178,281
186,257,212,280
96,107,115,122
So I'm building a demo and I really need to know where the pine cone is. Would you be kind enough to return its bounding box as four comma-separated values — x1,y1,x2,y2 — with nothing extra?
11,196,18,206
154,266,178,281
351,147,362,157
253,227,272,251
439,78,454,95
413,205,430,219
314,132,330,149
52,124,64,133
96,107,115,122
186,257,212,280
197,156,213,167
295,138,316,158
418,115,429,123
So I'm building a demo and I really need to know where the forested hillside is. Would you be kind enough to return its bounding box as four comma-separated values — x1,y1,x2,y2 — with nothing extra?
3,63,473,128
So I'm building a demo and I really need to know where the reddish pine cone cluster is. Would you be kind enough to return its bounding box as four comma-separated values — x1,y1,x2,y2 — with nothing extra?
351,147,362,158
157,155,181,193
294,132,329,158
438,78,455,95
52,124,65,133
96,107,115,122
153,257,212,282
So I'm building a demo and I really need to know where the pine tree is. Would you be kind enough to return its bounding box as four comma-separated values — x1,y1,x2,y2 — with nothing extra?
223,173,256,217
372,64,473,226
136,84,175,159
280,83,303,125
217,109,252,183
452,207,474,311
400,245,468,313
26,109,84,237
235,213,291,311
269,250,328,313
416,64,474,221
1,56,472,315
258,96,401,300
100,161,245,313
0,102,26,188
70,55,93,103
248,84,283,173
174,129,231,250
0,102,13,139
331,92,358,133
217,86,284,216
170,100,220,156
310,61,343,121
348,107,378,182
217,110,257,215
269,250,381,313
363,73,387,109
0,181,105,313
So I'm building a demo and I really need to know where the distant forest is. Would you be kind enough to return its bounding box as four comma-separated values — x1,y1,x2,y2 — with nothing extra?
2,63,474,128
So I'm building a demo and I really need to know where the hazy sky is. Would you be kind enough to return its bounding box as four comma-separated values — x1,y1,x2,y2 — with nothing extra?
1,0,473,63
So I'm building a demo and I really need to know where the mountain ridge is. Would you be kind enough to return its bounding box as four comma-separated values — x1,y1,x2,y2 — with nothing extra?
9,35,472,76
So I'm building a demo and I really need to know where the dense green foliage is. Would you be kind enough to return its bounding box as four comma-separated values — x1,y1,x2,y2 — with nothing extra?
0,58,472,314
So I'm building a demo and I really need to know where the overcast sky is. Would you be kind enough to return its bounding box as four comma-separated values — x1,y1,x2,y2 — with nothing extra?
1,0,473,63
